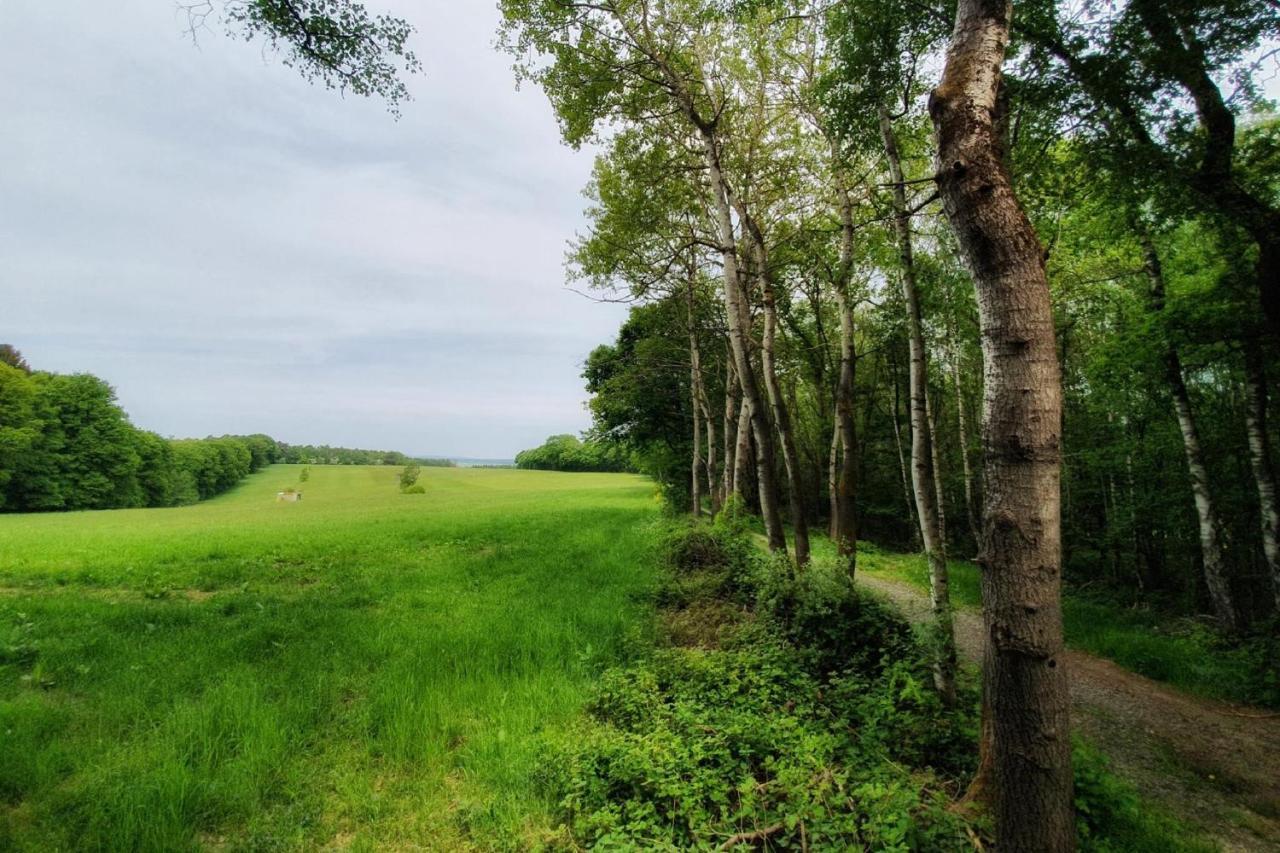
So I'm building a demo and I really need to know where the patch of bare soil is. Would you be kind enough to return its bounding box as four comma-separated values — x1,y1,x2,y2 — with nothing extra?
859,573,1280,852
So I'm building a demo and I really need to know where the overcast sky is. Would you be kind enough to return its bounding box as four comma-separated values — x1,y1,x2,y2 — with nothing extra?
0,1,626,459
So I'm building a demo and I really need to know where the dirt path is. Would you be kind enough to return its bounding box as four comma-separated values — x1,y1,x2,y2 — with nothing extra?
859,572,1280,852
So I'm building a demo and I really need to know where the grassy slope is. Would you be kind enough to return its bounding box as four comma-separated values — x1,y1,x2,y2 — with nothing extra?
0,466,658,851
855,542,1274,708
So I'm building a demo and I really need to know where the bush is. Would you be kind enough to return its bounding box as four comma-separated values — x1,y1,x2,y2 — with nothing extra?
540,643,973,851
535,521,981,850
402,483,426,495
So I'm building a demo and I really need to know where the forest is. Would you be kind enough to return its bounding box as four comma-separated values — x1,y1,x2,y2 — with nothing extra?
488,0,1280,847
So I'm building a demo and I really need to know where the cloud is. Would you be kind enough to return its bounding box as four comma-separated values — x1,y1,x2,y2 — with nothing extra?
0,0,625,458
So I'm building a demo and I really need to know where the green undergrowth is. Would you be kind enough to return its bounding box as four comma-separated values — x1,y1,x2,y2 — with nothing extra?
536,518,980,850
857,542,1280,709
538,519,1213,851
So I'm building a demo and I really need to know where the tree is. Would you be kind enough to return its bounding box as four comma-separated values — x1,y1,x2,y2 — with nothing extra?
190,0,420,115
930,0,1075,846
0,345,30,373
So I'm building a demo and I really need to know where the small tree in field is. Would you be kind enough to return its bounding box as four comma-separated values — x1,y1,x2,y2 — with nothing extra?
399,464,420,490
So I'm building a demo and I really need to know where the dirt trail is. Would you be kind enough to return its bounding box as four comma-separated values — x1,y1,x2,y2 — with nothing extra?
859,573,1280,852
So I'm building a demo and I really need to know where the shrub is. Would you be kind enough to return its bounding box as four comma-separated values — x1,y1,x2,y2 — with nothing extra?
540,644,972,851
402,483,426,495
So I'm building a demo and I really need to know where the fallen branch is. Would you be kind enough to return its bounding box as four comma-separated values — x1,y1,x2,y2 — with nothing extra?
719,823,784,850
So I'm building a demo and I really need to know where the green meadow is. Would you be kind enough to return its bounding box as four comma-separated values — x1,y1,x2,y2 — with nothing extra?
0,466,658,851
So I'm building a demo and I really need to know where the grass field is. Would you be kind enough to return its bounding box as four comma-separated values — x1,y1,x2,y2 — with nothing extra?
0,465,659,851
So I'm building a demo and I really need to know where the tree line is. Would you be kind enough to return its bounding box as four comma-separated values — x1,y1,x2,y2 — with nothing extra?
514,433,634,473
0,347,451,512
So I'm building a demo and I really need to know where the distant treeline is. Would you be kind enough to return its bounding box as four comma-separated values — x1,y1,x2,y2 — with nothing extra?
0,349,450,513
514,434,633,473
277,444,454,468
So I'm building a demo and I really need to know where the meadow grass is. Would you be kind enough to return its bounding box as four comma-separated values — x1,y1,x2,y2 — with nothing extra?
0,465,659,850
855,542,1276,708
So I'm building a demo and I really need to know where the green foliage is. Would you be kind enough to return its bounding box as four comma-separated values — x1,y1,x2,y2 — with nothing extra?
538,522,979,850
1073,742,1214,853
514,433,633,473
401,483,426,495
221,0,421,116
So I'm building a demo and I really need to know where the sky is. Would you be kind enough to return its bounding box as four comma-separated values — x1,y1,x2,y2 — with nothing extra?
0,1,627,459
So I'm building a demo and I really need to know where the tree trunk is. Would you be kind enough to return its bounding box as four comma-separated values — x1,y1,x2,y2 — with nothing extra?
927,387,949,545
828,422,841,539
880,107,957,704
761,271,811,565
949,320,982,548
734,396,753,502
738,200,810,565
831,145,860,574
930,1,1074,847
724,355,738,502
703,394,721,515
891,361,917,538
688,277,704,518
1244,343,1280,613
700,132,787,552
1140,230,1240,630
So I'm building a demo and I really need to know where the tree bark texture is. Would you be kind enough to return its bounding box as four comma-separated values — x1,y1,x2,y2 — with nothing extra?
930,1,1075,847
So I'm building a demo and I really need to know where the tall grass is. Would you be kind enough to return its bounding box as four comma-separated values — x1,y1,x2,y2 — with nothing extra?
0,466,658,850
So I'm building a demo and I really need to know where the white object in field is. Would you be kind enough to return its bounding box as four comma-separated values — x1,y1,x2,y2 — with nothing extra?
276,491,303,502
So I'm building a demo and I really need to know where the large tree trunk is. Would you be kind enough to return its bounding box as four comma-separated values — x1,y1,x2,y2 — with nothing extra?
1140,231,1240,630
1244,343,1280,612
700,133,787,551
880,107,958,704
930,1,1075,847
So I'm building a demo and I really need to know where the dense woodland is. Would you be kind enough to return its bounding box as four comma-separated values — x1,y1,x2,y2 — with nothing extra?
0,347,451,512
